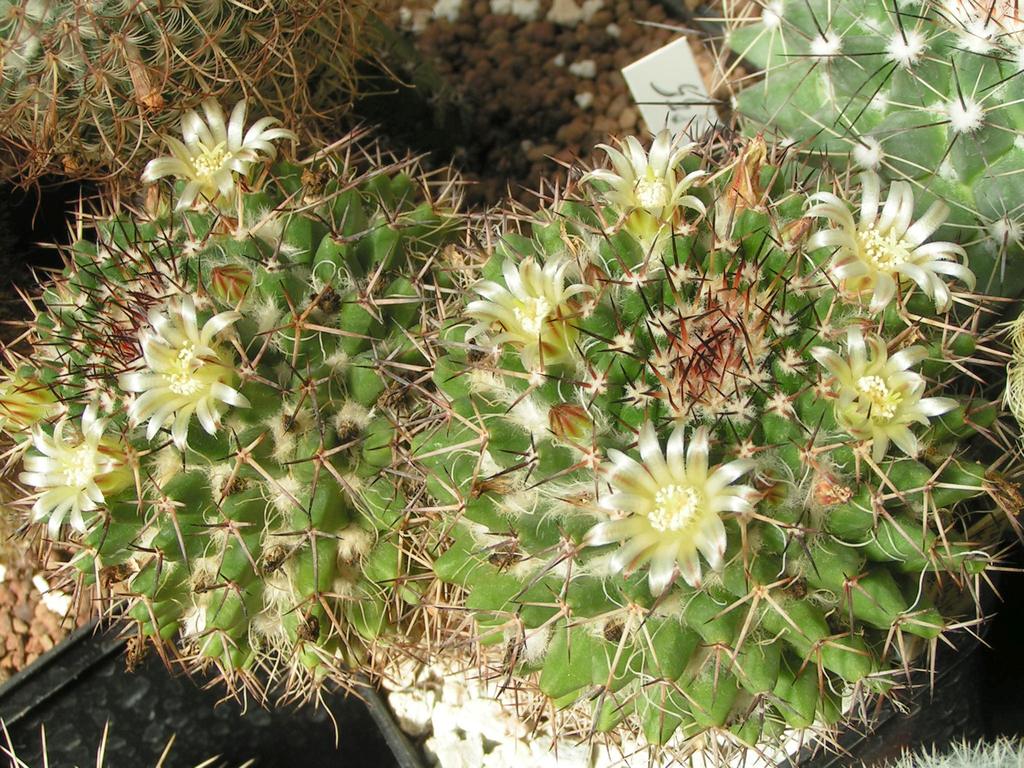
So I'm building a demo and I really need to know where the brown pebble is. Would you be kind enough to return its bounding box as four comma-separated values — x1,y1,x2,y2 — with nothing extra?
619,106,638,131
526,142,558,163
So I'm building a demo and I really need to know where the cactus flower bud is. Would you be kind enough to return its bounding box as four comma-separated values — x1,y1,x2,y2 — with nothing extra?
548,403,592,442
0,374,58,438
211,263,254,305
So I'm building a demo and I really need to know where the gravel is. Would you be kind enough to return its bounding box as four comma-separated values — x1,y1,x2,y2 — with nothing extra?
382,0,724,206
0,545,87,682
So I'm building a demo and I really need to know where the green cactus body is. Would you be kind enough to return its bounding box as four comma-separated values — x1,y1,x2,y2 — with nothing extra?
0,0,374,182
418,133,1006,749
1,129,464,696
727,0,1024,296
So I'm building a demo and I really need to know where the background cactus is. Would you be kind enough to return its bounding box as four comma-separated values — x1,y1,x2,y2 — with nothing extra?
0,0,377,183
725,0,1024,297
884,739,1024,768
3,724,253,768
414,131,1015,752
0,119,466,698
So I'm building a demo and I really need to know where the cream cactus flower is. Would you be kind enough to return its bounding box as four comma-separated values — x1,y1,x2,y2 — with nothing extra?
0,374,58,440
465,258,590,373
142,99,296,210
811,327,957,462
583,130,706,247
19,406,130,537
806,173,975,312
583,421,755,594
119,296,249,450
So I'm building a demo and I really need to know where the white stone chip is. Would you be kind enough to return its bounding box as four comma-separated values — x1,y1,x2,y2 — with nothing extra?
490,0,542,20
547,0,584,26
32,574,73,617
432,0,463,22
568,59,597,78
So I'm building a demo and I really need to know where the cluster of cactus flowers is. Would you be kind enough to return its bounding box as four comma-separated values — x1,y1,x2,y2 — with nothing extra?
414,130,1012,750
724,0,1024,297
0,0,377,183
0,85,1018,759
0,101,465,698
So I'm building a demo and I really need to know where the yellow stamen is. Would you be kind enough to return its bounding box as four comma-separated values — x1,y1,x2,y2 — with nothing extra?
859,225,912,271
649,483,701,532
165,344,204,396
857,374,902,420
62,444,99,488
193,142,231,183
512,297,552,336
635,177,669,211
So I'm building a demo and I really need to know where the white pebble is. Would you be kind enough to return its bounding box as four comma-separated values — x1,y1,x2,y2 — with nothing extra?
33,574,73,617
389,689,436,736
432,0,463,22
574,91,594,110
0,563,6,583
490,0,542,20
552,52,566,67
547,0,584,26
581,0,605,21
606,22,622,37
568,59,597,78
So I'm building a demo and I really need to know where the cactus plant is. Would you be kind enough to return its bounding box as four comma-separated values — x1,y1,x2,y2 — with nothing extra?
414,131,1012,752
725,0,1024,296
885,739,1024,768
0,0,377,183
0,105,466,698
3,723,253,768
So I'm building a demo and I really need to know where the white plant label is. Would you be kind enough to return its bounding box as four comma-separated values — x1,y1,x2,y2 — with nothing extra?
622,36,717,136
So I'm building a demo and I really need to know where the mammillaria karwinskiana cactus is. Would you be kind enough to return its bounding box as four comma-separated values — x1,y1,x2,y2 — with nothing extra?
414,130,1013,752
725,0,1024,296
0,0,377,183
884,739,1024,768
0,103,466,697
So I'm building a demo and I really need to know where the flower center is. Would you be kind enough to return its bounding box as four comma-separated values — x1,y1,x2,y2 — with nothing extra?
635,178,669,211
856,375,902,420
649,483,701,532
859,225,912,271
62,444,98,488
194,142,231,183
513,297,552,336
165,344,205,396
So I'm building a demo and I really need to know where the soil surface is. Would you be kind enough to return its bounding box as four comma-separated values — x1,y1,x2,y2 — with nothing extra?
361,0,728,207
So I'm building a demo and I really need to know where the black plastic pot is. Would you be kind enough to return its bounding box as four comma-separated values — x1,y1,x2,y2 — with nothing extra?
0,621,425,768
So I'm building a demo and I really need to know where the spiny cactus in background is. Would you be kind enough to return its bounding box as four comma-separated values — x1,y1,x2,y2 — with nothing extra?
415,131,1015,753
724,0,1024,297
884,739,1024,768
0,108,466,699
0,0,377,183
880,741,1024,768
3,724,253,768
